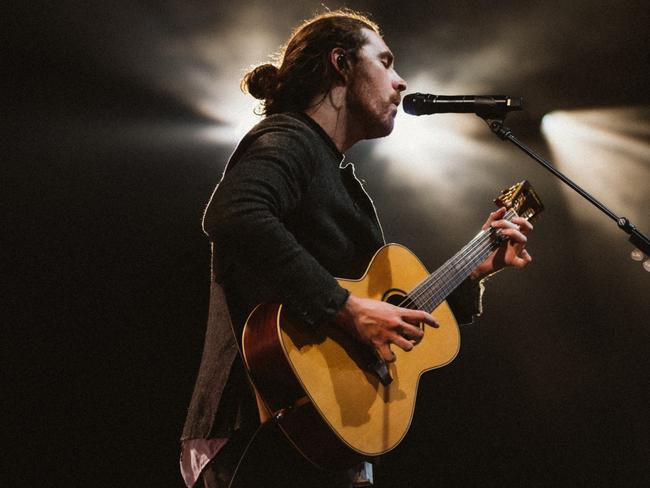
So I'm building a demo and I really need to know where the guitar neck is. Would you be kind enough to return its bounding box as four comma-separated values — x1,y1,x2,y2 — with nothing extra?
404,208,518,312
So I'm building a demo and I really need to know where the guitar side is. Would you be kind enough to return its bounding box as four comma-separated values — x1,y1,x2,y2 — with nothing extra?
243,244,461,469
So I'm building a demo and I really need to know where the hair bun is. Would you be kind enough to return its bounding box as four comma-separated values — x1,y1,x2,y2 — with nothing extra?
243,63,279,100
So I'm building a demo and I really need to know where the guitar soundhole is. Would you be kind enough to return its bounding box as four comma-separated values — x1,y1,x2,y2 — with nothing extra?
382,288,406,306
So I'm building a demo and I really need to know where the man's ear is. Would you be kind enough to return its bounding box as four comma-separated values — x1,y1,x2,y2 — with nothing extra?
330,48,348,82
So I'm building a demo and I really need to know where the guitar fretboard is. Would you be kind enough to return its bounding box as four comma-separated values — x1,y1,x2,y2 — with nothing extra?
401,208,518,312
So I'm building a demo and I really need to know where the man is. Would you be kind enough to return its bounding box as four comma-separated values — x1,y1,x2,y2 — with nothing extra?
181,9,533,488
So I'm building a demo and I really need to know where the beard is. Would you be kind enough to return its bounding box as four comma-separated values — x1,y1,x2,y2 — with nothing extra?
346,76,396,140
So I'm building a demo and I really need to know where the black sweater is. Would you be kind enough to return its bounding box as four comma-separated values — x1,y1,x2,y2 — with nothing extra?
204,112,386,334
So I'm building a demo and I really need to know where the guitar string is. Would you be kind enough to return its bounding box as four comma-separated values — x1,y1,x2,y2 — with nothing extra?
405,207,518,305
417,223,505,306
422,239,493,309
409,208,517,309
401,232,497,311
397,233,493,309
403,207,518,310
401,220,500,307
398,208,518,310
403,233,496,310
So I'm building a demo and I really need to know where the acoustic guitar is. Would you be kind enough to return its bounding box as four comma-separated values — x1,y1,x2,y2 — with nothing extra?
241,181,544,470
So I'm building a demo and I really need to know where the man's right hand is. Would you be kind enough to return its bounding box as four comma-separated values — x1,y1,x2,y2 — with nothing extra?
334,294,438,363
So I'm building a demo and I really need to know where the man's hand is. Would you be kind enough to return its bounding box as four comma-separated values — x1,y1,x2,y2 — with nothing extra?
335,294,437,363
471,207,534,280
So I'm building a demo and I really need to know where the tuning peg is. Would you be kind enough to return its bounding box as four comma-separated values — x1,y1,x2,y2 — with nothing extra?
644,259,650,272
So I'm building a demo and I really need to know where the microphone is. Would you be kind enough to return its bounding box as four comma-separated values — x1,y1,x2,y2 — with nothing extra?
403,93,523,116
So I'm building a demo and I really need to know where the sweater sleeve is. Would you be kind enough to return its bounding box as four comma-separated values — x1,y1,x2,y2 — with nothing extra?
203,125,348,327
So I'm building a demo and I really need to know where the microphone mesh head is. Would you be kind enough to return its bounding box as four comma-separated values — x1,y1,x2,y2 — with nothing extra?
402,94,420,115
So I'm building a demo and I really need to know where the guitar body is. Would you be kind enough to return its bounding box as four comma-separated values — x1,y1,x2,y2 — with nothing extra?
241,181,544,471
242,243,461,470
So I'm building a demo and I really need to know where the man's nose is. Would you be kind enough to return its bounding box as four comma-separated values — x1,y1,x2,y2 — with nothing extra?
394,73,407,92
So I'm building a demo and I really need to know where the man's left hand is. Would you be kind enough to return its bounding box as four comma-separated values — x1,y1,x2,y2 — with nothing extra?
471,207,533,280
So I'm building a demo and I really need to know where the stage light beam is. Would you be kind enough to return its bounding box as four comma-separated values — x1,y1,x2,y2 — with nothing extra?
541,108,650,233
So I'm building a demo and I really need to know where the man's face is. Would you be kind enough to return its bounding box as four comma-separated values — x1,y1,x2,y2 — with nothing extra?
346,29,407,139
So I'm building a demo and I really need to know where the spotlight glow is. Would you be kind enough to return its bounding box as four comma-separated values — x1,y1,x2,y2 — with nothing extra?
371,73,512,218
541,108,650,231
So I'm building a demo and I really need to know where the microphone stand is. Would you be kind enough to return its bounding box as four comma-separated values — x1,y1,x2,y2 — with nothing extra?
479,111,650,257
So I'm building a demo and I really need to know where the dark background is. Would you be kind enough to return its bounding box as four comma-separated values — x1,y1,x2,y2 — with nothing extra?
5,1,649,486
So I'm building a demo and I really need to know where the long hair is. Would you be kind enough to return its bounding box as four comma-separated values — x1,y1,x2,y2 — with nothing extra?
241,9,380,116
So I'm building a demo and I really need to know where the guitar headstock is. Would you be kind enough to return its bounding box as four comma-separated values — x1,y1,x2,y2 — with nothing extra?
494,180,544,222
